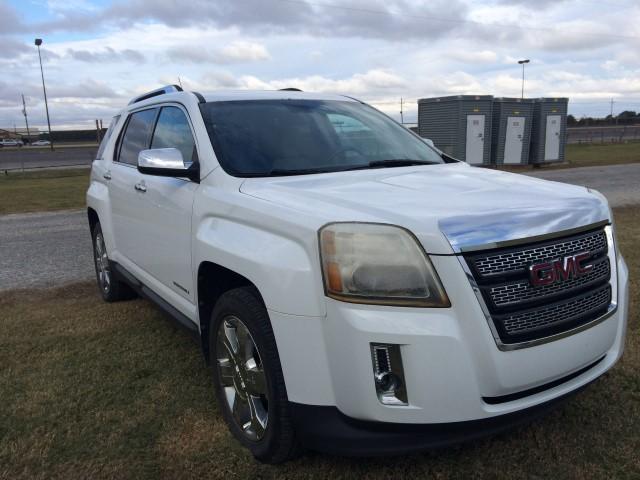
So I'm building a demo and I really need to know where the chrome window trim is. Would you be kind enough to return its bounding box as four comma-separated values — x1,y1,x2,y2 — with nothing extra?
458,224,618,351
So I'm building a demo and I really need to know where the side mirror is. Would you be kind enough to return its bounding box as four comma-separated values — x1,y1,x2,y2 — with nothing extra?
137,148,199,182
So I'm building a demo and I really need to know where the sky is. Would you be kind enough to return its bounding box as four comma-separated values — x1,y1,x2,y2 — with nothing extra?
1,0,639,130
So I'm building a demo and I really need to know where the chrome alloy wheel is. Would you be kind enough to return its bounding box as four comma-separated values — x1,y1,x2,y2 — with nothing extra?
216,315,269,441
94,232,111,293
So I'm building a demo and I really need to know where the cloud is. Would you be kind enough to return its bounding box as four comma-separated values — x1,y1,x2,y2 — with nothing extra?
46,0,99,12
66,47,145,63
166,41,270,64
0,0,27,33
0,38,30,59
32,0,469,41
448,49,498,64
252,69,407,95
495,0,569,7
48,79,119,99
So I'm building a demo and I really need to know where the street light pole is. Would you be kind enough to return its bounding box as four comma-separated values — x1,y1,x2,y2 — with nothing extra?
518,59,530,99
35,38,54,151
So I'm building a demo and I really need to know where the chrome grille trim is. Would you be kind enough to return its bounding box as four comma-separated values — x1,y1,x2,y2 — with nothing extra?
473,230,607,277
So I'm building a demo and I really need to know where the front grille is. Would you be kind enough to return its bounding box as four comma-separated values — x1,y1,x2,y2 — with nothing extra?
498,284,611,335
464,227,612,345
488,257,610,308
474,230,607,277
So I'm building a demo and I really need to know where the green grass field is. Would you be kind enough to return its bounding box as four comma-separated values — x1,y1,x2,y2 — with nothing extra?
0,168,89,215
0,206,638,479
565,141,640,167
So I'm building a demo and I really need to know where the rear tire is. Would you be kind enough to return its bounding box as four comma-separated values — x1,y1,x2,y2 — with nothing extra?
209,287,300,463
91,222,135,302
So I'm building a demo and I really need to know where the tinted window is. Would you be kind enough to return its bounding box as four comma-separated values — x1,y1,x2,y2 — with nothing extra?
118,108,157,166
199,100,443,177
150,106,198,164
96,115,120,159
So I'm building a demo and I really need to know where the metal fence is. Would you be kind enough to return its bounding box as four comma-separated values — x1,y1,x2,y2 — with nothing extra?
567,125,640,144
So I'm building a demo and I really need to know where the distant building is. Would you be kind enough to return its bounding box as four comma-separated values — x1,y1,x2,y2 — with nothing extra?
0,127,40,141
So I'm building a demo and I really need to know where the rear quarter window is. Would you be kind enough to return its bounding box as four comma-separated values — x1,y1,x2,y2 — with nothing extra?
96,115,120,160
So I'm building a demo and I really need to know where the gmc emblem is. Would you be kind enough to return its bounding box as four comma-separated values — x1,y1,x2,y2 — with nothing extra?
529,252,593,287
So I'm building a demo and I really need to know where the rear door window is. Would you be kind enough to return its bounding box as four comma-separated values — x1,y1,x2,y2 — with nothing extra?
117,108,158,166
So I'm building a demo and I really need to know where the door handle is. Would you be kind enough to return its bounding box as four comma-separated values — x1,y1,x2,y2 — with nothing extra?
134,182,147,193
103,171,112,180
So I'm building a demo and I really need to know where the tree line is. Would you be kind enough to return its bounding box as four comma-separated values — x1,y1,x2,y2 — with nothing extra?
568,111,640,127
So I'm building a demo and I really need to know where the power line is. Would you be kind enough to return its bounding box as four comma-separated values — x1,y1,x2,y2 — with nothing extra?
270,0,640,41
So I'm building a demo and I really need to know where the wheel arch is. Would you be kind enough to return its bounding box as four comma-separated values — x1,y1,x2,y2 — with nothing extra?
197,261,265,364
87,207,99,233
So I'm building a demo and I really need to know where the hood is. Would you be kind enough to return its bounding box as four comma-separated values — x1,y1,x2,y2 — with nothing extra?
240,163,610,254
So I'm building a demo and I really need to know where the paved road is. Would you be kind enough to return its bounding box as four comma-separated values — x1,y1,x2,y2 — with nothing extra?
0,163,638,292
524,163,640,207
0,146,96,170
0,210,93,291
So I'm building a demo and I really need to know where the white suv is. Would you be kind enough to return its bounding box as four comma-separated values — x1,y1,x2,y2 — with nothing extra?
87,85,629,463
0,138,24,147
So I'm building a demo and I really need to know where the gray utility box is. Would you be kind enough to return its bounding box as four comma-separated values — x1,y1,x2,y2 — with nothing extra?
418,95,493,165
530,98,568,163
491,97,535,165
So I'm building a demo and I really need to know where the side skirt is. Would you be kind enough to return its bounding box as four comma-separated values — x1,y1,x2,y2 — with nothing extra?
112,262,200,341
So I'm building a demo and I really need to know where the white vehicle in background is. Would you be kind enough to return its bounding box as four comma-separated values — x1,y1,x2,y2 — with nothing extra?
0,138,24,147
31,139,51,146
86,85,629,463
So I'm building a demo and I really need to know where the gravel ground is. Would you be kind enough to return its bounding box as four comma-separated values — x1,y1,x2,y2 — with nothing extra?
0,163,638,291
0,210,92,291
524,163,640,207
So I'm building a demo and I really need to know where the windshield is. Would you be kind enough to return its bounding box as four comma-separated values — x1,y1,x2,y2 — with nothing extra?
199,99,444,177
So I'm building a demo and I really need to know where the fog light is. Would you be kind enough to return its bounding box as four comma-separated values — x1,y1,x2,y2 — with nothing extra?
370,343,408,405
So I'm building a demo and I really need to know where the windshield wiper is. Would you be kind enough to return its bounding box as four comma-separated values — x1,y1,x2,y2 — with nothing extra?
337,159,439,172
239,168,335,177
240,159,439,177
367,159,438,168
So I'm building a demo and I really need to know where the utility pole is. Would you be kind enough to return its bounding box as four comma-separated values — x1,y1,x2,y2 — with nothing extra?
610,98,614,116
21,94,31,143
35,38,54,151
400,97,404,124
610,98,615,125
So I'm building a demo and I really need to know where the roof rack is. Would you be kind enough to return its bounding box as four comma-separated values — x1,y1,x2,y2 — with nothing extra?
128,85,183,105
279,87,302,92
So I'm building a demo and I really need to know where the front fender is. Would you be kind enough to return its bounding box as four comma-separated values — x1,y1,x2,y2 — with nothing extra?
194,217,326,317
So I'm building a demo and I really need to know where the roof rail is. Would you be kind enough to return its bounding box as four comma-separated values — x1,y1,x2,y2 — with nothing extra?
128,85,183,105
279,87,302,92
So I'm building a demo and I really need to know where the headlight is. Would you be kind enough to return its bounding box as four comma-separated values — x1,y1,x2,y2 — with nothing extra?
319,223,450,307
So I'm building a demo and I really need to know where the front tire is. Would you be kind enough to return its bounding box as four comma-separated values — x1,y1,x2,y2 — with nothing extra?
91,222,135,302
209,287,299,463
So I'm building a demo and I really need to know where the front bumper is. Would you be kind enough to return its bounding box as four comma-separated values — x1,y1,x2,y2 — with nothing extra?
289,382,589,456
268,253,628,446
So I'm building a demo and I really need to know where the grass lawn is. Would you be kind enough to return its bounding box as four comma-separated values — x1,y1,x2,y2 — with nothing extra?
0,206,638,479
565,141,640,168
0,169,89,215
